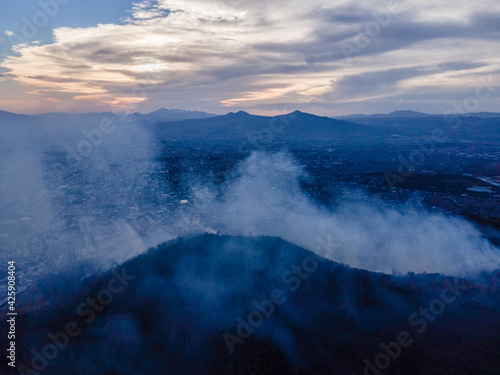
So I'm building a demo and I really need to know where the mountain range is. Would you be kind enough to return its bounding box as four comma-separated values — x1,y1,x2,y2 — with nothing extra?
2,108,500,124
333,110,500,120
1,108,499,145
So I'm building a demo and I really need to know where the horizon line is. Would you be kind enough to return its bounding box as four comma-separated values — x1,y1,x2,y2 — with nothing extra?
1,108,500,118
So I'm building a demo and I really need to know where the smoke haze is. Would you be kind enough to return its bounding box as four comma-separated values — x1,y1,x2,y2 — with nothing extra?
183,151,500,277
1,118,499,280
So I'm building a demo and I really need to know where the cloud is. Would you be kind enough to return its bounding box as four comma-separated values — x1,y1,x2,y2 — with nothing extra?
1,0,500,114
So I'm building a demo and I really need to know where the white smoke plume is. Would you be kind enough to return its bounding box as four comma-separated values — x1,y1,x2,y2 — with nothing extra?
185,151,500,277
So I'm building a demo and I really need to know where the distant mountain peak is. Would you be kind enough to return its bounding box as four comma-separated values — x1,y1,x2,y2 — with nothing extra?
150,108,185,114
280,110,332,120
386,110,429,117
225,110,251,117
127,108,217,122
333,110,434,119
280,110,307,117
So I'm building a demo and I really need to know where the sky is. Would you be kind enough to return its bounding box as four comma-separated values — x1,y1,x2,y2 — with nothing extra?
0,0,499,116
